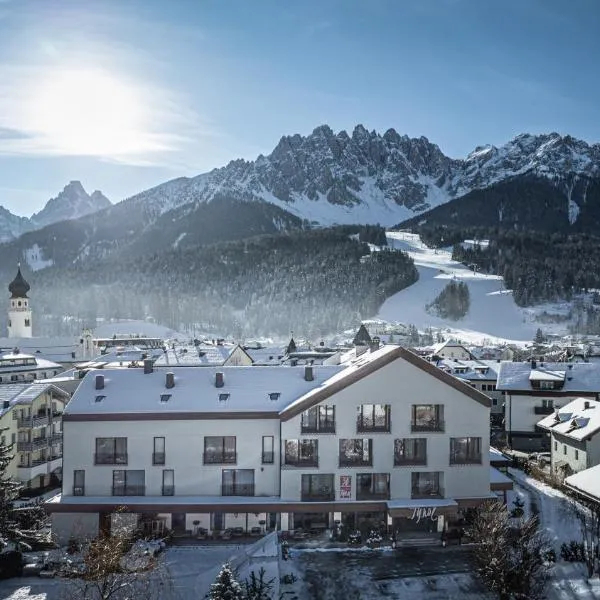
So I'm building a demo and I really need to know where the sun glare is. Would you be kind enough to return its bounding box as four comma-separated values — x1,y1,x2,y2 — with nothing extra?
24,67,167,157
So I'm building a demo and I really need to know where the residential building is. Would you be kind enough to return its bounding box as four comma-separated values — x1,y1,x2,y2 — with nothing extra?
428,341,474,361
564,464,600,508
497,360,600,451
0,383,69,489
0,351,64,384
48,345,494,544
537,397,600,479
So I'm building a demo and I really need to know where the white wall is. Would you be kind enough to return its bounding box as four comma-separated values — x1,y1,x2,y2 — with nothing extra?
280,357,490,502
506,393,576,433
62,418,280,498
551,433,600,475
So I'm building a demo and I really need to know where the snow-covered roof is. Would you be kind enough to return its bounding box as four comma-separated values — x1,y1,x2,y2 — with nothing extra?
497,361,600,392
0,336,79,363
64,363,345,416
564,464,600,502
154,344,234,367
489,467,512,487
0,383,69,417
434,359,500,381
489,446,510,464
537,397,600,441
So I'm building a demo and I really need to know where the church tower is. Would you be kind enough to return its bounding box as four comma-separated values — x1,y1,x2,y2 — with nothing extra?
8,265,32,338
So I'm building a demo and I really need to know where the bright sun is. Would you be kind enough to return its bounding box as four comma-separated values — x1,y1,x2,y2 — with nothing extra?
24,67,164,157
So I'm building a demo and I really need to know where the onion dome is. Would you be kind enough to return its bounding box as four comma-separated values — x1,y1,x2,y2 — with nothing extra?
8,265,30,299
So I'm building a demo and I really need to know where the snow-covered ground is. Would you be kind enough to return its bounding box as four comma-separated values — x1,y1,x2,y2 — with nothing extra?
376,232,570,345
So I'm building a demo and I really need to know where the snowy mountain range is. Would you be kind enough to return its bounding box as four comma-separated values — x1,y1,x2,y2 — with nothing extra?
124,126,600,227
0,125,599,274
0,181,111,242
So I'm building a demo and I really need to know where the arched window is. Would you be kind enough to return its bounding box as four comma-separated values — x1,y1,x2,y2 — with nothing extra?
25,319,30,327
17,300,21,307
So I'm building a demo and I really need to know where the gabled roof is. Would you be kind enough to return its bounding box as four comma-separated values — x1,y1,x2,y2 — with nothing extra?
0,383,69,418
564,464,600,503
433,358,500,381
352,324,372,346
497,361,600,392
537,397,600,441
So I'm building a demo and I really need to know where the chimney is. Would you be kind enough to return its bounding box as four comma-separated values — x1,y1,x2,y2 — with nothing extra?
143,359,153,374
304,365,314,382
531,359,536,369
95,374,105,390
165,372,175,389
584,401,590,410
369,337,380,353
215,372,224,388
3,400,9,409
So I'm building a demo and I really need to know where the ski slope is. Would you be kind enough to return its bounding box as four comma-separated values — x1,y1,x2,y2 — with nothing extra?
376,232,540,345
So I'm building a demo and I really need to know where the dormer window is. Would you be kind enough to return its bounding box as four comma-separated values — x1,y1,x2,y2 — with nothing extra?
95,395,105,403
219,393,230,402
269,392,281,401
160,394,171,403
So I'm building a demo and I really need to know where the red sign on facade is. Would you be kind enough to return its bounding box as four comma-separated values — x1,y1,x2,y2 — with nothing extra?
340,475,352,499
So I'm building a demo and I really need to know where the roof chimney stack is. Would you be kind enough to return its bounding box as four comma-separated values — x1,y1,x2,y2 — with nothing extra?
165,372,175,389
584,401,590,410
95,374,105,390
3,400,9,409
304,365,314,382
531,359,536,370
215,372,224,388
143,359,153,374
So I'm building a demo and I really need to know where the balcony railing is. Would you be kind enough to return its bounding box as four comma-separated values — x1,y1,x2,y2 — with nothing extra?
112,485,145,496
261,451,274,464
73,486,85,496
339,455,373,468
203,452,237,465
284,455,319,467
534,406,554,415
16,441,33,452
17,414,50,429
356,421,391,434
411,487,444,500
152,452,166,465
301,424,336,434
410,421,445,433
301,491,335,502
450,455,482,465
394,456,427,466
51,432,63,444
356,490,390,501
95,453,128,465
221,484,255,496
162,485,175,496
19,456,62,468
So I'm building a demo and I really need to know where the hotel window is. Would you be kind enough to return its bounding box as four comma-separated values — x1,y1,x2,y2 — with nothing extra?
222,469,254,496
73,470,85,496
411,405,444,432
394,438,427,466
338,439,373,467
203,436,236,464
153,437,166,465
356,473,390,500
301,405,335,433
575,450,579,460
563,445,567,455
95,438,127,465
262,436,274,464
112,470,145,496
162,469,174,496
450,437,482,464
301,474,335,501
284,439,318,467
411,472,443,499
356,404,391,433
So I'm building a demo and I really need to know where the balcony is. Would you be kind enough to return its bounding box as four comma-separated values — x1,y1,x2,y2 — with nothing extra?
356,421,391,434
534,406,554,415
411,488,444,500
301,491,335,502
411,421,445,433
73,486,85,496
221,484,255,496
261,451,274,464
301,424,336,434
94,453,128,465
356,490,390,501
17,456,62,480
112,485,146,496
16,414,50,429
394,456,427,467
152,452,166,465
51,432,63,444
162,485,175,496
284,456,319,468
339,455,373,468
450,455,482,465
203,452,237,465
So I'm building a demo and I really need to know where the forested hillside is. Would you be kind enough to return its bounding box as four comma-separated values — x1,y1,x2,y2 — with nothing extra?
23,227,417,338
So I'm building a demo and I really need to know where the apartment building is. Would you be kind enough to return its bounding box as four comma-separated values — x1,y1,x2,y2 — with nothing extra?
497,360,600,451
0,350,64,384
0,383,69,489
537,397,600,479
48,345,494,543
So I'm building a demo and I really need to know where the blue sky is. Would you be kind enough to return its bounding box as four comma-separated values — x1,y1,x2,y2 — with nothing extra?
0,0,599,215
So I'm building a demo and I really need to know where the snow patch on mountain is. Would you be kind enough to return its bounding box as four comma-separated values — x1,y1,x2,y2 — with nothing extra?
23,243,54,271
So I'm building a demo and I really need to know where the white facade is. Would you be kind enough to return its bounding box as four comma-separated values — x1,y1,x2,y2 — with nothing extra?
8,296,32,339
49,346,493,543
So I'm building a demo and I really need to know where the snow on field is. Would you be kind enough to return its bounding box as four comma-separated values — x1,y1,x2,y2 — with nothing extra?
376,232,564,344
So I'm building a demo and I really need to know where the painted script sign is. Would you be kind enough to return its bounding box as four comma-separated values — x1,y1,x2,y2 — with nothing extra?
410,506,438,523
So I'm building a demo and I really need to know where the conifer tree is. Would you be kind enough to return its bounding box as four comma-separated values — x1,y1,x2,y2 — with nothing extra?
0,427,23,548
208,563,244,600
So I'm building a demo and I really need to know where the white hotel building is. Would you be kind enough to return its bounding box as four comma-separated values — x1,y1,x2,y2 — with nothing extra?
48,345,499,542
